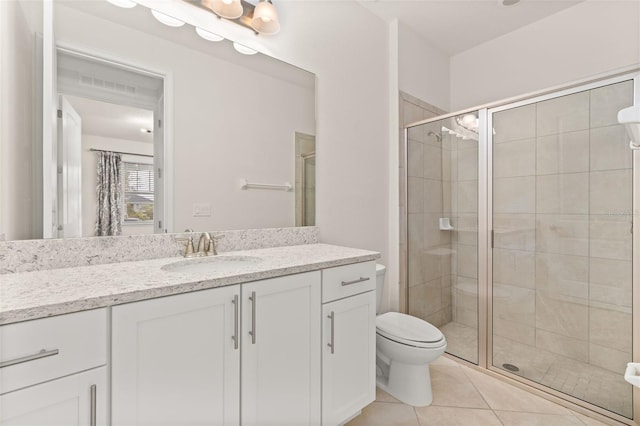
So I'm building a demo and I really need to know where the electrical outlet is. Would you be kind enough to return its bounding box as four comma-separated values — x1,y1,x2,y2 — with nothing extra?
192,203,211,217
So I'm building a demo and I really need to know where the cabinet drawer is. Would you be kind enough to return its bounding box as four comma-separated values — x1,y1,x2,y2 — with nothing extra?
322,261,376,303
0,308,107,395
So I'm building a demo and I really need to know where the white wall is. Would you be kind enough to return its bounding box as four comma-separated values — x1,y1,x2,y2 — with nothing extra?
55,4,315,233
0,0,40,241
81,134,154,237
388,23,451,311
450,0,640,110
398,23,450,112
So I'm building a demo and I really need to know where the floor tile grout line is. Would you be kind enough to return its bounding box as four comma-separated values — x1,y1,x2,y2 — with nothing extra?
412,406,421,426
492,408,506,426
457,365,496,412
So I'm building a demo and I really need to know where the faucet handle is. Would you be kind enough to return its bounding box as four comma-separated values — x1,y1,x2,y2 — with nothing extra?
185,236,196,257
207,236,217,256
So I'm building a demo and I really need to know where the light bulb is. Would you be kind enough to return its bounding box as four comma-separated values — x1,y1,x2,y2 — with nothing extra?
195,27,224,42
106,0,136,8
251,0,279,35
233,42,257,55
208,0,243,19
150,10,185,27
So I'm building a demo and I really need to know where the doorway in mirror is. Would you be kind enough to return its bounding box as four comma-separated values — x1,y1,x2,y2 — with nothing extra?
56,49,164,238
295,132,316,227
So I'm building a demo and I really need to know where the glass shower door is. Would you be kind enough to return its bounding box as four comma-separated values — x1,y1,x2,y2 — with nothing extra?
406,112,479,364
490,80,635,419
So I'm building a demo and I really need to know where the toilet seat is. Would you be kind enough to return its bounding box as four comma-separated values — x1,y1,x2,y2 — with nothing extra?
376,312,445,348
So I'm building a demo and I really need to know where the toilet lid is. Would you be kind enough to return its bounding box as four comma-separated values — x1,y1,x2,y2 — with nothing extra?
376,312,444,343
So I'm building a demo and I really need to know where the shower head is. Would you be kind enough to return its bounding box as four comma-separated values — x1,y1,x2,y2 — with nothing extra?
427,131,442,142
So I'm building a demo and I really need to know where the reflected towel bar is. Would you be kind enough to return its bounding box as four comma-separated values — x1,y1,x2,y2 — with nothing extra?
240,178,292,191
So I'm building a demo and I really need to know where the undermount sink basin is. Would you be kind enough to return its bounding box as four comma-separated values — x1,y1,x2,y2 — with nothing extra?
161,255,263,274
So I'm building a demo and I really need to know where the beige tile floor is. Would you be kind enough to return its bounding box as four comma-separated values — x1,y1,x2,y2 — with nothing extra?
346,356,616,426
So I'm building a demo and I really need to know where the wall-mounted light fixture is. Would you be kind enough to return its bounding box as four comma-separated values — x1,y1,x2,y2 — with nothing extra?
107,0,274,55
188,0,280,35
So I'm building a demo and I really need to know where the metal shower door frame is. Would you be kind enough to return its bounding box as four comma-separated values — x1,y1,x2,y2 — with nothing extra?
485,71,639,425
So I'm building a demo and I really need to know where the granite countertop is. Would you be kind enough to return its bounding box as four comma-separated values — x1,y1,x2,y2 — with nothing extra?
0,243,380,325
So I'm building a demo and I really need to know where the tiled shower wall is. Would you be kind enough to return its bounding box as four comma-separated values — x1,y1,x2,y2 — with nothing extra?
399,92,451,327
492,80,634,375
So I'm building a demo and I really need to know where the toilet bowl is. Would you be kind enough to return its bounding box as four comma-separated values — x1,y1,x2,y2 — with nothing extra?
375,264,447,407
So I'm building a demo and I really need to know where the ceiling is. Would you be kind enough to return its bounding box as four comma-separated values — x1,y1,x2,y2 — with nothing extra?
65,95,154,144
358,0,584,55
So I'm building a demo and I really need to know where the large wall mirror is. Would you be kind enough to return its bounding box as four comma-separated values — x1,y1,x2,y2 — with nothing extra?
0,0,316,242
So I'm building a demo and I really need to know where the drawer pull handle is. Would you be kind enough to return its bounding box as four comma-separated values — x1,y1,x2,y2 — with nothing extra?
327,311,335,354
232,294,239,350
249,291,257,344
0,348,59,369
341,277,370,286
90,384,97,426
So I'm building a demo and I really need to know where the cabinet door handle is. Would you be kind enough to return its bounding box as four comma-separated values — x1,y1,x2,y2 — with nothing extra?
0,348,59,369
341,277,370,286
249,291,256,344
327,311,335,354
90,384,97,426
232,294,239,350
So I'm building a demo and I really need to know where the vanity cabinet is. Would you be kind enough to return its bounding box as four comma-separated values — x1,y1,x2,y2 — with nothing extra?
111,271,322,426
321,262,377,426
241,272,321,426
111,285,241,426
0,309,108,426
0,367,107,426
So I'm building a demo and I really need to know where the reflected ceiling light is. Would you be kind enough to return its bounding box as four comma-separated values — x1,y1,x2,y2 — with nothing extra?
456,114,479,132
106,0,137,8
194,0,281,36
207,0,243,19
500,0,521,5
195,27,225,42
233,42,257,55
251,0,280,35
151,9,185,27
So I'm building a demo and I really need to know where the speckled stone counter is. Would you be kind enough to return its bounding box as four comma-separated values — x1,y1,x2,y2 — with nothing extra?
0,243,379,325
0,226,320,274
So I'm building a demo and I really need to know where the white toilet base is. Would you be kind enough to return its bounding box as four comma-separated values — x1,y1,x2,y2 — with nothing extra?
376,360,433,407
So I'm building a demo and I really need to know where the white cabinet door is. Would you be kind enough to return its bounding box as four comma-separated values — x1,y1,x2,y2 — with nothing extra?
0,367,107,426
241,271,321,426
322,291,376,426
112,286,241,426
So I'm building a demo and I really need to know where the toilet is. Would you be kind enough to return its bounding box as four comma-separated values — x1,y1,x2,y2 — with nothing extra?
375,264,447,407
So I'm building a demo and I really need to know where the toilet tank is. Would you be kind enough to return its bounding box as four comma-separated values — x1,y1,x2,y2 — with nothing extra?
376,264,386,314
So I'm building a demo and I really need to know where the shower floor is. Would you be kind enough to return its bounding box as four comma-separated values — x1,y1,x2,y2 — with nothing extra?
440,321,633,419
